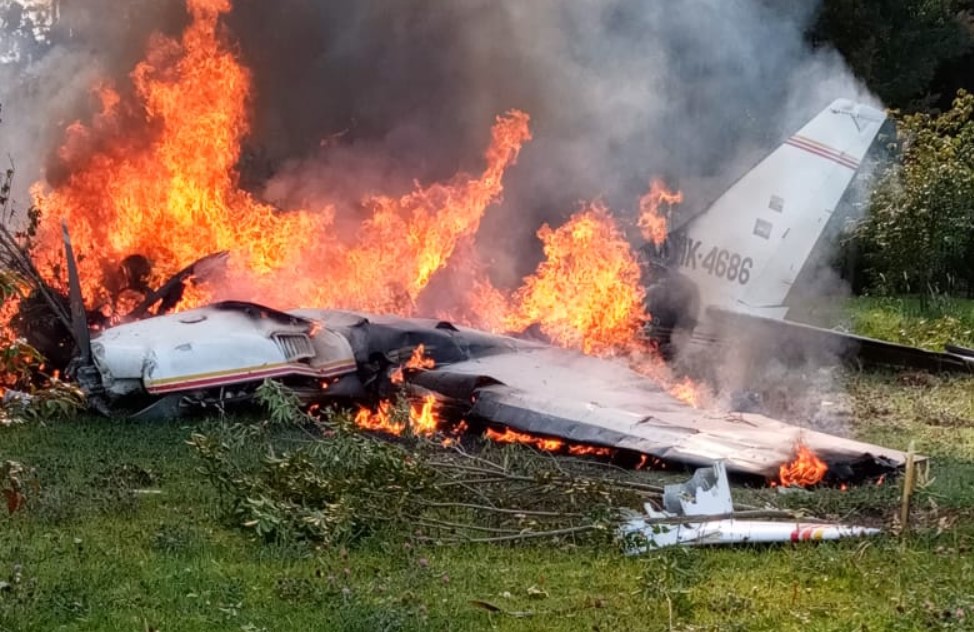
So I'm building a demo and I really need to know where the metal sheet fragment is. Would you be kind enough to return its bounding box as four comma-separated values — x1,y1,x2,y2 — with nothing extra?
619,461,880,551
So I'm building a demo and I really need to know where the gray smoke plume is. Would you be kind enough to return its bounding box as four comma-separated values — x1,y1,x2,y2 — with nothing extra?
2,0,876,279
227,0,878,286
0,0,882,425
1,2,878,278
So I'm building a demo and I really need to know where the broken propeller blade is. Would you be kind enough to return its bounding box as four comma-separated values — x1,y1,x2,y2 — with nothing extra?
61,221,91,365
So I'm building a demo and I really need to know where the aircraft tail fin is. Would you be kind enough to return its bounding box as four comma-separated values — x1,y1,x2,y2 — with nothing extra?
669,99,887,320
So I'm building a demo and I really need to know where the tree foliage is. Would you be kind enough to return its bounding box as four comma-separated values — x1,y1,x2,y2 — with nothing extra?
0,0,56,65
812,0,974,108
853,90,974,295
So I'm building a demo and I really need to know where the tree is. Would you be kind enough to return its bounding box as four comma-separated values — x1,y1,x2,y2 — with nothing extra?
853,90,974,295
0,0,46,64
811,0,974,108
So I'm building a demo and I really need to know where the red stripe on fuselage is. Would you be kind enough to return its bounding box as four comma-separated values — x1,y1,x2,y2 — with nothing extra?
784,138,859,170
790,134,861,165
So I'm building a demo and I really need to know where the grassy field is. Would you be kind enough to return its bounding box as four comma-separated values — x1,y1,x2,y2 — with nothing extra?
847,295,974,351
2,367,974,631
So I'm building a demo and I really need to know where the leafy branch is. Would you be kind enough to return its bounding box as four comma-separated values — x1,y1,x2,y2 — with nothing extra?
188,380,659,548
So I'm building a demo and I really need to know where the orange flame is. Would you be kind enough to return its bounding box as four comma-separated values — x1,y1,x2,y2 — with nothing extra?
353,395,441,437
33,0,317,312
354,400,403,435
314,109,530,315
441,420,470,447
405,345,436,371
486,427,565,452
637,179,683,247
504,205,648,355
409,394,439,436
30,0,531,318
778,442,828,487
485,426,612,457
669,376,709,409
567,444,614,457
391,344,436,384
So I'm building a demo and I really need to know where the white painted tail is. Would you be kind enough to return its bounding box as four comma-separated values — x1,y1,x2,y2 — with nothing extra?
671,99,886,320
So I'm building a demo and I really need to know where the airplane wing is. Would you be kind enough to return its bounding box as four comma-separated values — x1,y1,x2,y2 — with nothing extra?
668,99,887,320
412,346,908,478
305,310,908,479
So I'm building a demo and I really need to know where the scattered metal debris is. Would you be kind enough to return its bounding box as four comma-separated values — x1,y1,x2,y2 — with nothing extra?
619,462,880,551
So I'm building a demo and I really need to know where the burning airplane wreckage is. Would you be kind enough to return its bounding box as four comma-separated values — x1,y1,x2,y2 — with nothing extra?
0,0,924,545
2,225,908,546
5,215,911,486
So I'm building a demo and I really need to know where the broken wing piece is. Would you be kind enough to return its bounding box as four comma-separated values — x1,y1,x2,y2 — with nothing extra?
661,460,734,516
62,221,91,366
126,251,230,320
621,517,881,551
619,462,880,551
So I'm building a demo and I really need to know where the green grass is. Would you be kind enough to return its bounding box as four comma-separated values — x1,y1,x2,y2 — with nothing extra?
846,295,974,350
2,369,974,631
789,294,974,350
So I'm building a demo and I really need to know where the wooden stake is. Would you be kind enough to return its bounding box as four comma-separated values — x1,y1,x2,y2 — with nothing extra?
899,441,916,536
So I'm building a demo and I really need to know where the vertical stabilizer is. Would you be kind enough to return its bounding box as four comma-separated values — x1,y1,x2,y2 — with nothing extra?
670,99,886,320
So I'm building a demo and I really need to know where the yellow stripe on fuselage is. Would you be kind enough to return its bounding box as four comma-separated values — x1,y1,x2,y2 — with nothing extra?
145,358,355,386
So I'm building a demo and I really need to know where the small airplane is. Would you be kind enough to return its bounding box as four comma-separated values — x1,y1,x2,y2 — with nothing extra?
77,298,909,480
8,98,921,481
55,229,908,481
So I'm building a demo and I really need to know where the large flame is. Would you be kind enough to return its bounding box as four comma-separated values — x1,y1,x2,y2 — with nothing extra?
30,0,530,318
33,0,320,312
504,205,648,355
20,0,714,434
